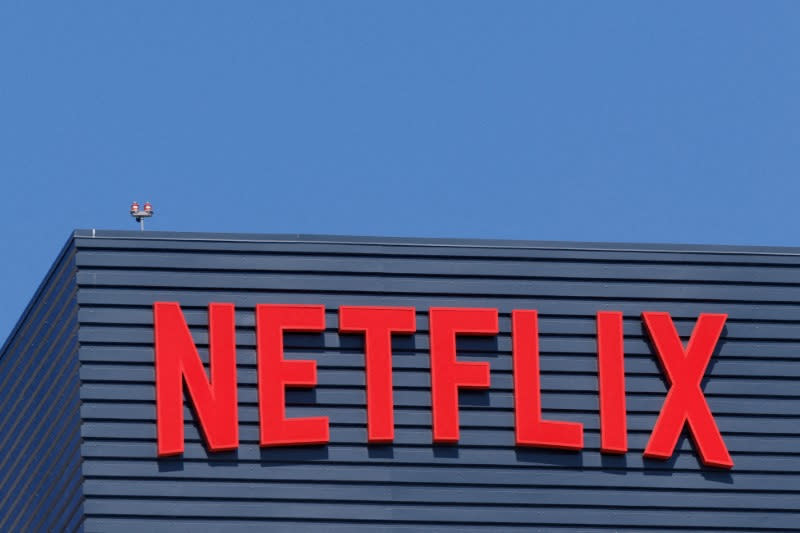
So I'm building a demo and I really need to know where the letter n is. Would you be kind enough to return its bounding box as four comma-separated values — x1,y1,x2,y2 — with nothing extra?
154,302,239,456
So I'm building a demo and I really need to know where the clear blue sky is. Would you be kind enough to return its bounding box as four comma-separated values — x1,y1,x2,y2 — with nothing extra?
1,1,799,340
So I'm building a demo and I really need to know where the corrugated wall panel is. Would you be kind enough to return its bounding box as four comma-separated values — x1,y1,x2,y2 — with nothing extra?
0,237,84,531
74,230,800,531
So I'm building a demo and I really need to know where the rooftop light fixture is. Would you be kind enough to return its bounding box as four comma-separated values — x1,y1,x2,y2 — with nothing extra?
130,201,154,231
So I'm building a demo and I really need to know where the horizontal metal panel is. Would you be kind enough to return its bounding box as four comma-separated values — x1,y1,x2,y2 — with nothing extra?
76,326,800,363
81,459,796,491
76,343,800,380
75,250,800,285
78,382,800,417
0,252,78,409
81,498,798,528
51,468,85,533
80,440,800,474
0,305,79,463
73,233,800,529
83,518,547,533
76,269,800,303
19,430,83,532
78,363,800,398
80,422,800,454
76,306,800,345
77,289,800,322
0,240,84,531
81,478,800,510
72,231,800,263
83,518,522,533
78,401,799,439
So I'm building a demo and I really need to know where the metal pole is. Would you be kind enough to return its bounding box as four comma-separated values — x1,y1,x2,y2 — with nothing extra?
140,218,144,231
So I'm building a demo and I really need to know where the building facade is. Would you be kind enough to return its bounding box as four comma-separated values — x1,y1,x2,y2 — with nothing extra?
1,229,799,531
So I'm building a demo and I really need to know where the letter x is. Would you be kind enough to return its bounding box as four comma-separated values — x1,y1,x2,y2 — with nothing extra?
642,312,733,469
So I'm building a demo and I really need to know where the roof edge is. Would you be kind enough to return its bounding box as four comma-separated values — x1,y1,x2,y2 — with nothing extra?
73,228,800,256
0,233,77,358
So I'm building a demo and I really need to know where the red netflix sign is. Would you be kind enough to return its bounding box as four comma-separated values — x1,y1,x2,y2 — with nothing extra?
153,303,734,469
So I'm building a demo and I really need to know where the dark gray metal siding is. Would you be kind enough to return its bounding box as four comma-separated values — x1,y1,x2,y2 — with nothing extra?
73,230,800,531
0,238,84,532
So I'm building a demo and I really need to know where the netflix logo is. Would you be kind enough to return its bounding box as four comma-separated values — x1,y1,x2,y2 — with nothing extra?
153,303,733,469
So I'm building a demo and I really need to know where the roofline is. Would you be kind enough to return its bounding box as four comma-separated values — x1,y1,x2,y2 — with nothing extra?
0,233,76,359
73,228,800,257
